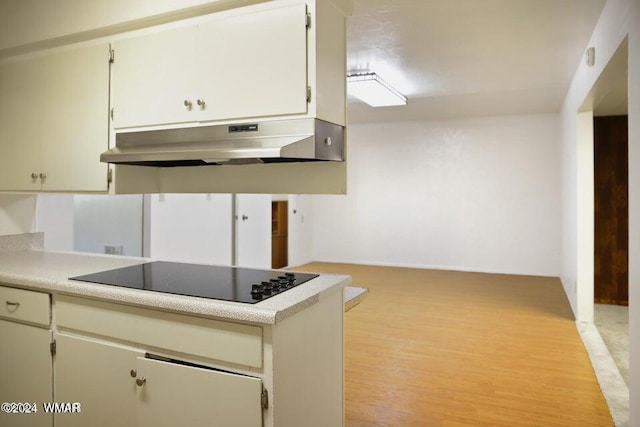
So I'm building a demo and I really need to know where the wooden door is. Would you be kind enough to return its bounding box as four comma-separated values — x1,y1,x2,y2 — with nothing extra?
594,115,628,305
135,357,262,427
0,320,52,427
272,201,288,268
55,334,143,427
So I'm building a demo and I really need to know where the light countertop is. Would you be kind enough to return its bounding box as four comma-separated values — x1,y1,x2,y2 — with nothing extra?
0,233,351,325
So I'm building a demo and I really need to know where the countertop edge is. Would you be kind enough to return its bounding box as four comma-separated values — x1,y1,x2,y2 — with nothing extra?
0,250,351,325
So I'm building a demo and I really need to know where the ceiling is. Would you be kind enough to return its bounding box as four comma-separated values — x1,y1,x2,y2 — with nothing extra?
346,0,606,123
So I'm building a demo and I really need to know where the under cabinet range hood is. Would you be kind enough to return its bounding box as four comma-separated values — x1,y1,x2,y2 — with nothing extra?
101,118,344,167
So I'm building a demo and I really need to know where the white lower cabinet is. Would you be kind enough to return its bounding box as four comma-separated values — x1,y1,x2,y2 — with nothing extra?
135,357,262,427
0,320,52,427
54,334,262,427
0,285,53,427
55,334,142,427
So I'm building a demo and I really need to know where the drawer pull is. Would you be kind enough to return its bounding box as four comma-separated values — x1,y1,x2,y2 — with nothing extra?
5,301,20,312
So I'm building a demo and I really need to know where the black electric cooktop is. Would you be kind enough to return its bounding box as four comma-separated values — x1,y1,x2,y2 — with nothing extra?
70,261,319,304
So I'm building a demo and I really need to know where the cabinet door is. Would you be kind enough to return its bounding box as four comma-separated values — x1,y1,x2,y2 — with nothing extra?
112,26,198,129
40,43,110,191
55,334,144,427
0,320,52,427
197,3,308,121
0,57,44,191
135,357,262,427
0,43,110,192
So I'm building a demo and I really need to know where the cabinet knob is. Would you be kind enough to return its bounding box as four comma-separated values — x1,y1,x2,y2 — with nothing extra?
130,370,137,378
136,377,146,387
31,173,38,180
184,100,192,108
197,98,206,108
39,173,47,181
242,215,249,221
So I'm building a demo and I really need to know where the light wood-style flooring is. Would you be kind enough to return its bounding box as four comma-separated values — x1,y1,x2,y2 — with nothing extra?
298,263,613,427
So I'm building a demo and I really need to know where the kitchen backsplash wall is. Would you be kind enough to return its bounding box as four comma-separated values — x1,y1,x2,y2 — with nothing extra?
0,232,43,252
35,194,74,251
0,194,37,236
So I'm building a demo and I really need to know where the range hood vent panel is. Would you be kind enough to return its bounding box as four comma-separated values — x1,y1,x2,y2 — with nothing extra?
102,118,343,166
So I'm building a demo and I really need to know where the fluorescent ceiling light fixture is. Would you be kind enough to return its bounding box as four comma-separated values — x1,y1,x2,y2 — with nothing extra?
347,72,407,107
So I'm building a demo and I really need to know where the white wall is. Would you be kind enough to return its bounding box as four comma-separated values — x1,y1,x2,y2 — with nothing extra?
149,194,232,265
312,114,561,276
35,194,74,251
560,0,631,322
559,0,639,420
0,194,37,236
74,195,143,256
575,112,595,321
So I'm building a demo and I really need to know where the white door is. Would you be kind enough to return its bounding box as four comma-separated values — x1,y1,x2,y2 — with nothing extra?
287,195,314,266
0,54,45,191
0,321,52,427
235,194,271,268
0,43,110,192
40,43,110,192
197,3,308,121
135,357,262,427
55,334,144,427
112,25,198,129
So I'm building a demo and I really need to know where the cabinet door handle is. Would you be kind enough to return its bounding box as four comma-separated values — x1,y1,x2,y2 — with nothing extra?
184,99,192,108
242,215,248,221
130,370,137,378
39,173,47,181
197,98,206,108
136,377,146,387
31,173,38,181
5,301,20,312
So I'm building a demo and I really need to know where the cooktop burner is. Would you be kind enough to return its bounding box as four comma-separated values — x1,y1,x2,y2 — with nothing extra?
69,261,319,304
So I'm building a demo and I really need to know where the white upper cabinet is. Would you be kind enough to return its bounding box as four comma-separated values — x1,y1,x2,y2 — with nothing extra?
112,2,309,130
112,26,198,129
197,3,308,122
0,43,110,192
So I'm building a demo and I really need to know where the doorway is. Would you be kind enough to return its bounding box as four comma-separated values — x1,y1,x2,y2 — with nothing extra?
594,115,628,306
585,38,629,386
271,201,288,268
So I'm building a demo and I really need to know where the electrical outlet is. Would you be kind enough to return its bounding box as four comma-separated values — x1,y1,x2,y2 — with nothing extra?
105,245,124,255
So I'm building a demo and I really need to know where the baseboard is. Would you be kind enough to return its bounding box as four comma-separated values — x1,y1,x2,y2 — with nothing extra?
310,258,560,279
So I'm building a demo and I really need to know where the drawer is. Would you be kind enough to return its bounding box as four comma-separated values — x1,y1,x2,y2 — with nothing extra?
55,295,262,368
0,285,51,326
